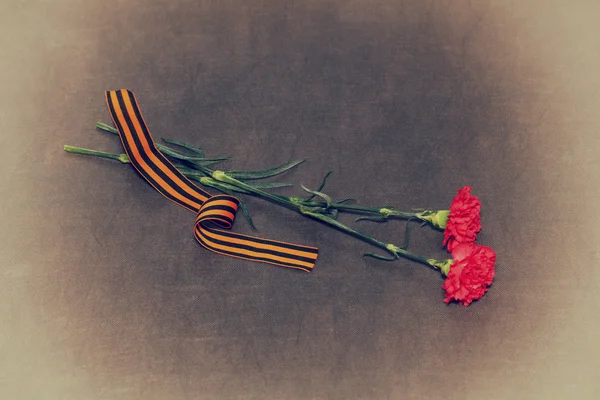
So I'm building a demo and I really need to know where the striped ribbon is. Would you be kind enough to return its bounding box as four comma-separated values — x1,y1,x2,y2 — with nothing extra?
105,89,318,272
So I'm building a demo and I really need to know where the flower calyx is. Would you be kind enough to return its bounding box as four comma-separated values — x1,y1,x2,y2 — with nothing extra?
428,258,453,276
212,170,228,182
416,210,450,229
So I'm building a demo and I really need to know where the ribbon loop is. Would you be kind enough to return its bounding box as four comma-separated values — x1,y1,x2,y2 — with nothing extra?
105,89,318,272
196,195,239,229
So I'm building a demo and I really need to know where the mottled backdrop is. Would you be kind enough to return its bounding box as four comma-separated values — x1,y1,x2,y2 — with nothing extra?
1,1,599,399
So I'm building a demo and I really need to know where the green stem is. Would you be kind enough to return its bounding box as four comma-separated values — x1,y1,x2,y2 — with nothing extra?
302,202,418,219
211,170,298,210
63,145,130,163
208,171,437,267
300,208,388,248
96,121,119,135
298,207,436,267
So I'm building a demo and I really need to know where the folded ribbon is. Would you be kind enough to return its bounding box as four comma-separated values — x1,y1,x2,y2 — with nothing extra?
105,89,318,272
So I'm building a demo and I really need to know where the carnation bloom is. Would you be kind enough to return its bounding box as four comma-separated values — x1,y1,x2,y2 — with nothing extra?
441,243,496,306
443,186,481,251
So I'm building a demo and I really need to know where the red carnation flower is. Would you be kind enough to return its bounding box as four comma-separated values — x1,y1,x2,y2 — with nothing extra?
443,186,481,252
442,243,496,306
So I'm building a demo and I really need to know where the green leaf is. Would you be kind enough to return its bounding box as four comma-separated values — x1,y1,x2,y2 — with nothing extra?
248,182,293,189
175,165,210,180
157,143,229,163
161,138,205,157
192,175,291,194
336,198,356,205
226,159,306,180
236,198,257,230
304,171,333,201
199,160,225,167
300,184,333,208
190,158,231,167
212,186,257,230
195,177,252,195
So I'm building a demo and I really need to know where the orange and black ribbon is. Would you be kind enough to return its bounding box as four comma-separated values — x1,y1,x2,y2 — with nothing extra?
105,89,318,272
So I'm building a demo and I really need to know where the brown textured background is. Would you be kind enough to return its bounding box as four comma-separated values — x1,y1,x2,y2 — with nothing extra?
1,1,599,399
